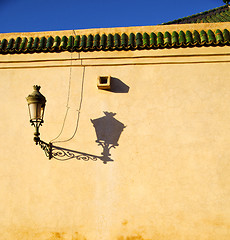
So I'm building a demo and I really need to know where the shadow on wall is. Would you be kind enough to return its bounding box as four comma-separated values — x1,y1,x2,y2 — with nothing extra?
51,112,126,164
91,112,126,163
109,77,130,93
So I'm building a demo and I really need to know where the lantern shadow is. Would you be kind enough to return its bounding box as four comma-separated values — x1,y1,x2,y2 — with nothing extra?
50,112,126,164
91,112,126,164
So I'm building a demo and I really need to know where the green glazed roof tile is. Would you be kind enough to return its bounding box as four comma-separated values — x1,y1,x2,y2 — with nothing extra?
216,13,226,21
193,30,201,43
13,37,21,51
220,12,229,21
207,30,216,42
121,33,128,47
136,33,143,48
0,39,7,51
223,29,230,41
164,31,171,45
114,33,120,47
100,34,107,48
46,36,54,49
172,31,179,45
67,36,74,49
60,36,68,49
0,28,230,54
26,37,33,50
107,34,114,48
163,5,230,25
186,31,193,44
39,37,46,50
128,33,135,48
200,30,208,42
143,32,150,46
205,16,212,23
86,34,93,48
80,35,87,48
53,36,61,49
32,37,39,49
179,31,186,44
93,34,100,48
150,32,157,46
157,32,164,46
19,37,27,50
7,38,14,51
215,29,224,42
73,35,80,48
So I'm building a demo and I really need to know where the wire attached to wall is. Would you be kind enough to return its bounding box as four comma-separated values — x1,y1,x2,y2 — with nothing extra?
50,30,85,144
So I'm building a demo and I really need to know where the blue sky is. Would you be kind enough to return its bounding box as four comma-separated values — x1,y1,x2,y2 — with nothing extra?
0,0,224,33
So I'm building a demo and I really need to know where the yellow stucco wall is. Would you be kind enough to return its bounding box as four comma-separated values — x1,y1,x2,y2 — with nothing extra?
0,24,230,240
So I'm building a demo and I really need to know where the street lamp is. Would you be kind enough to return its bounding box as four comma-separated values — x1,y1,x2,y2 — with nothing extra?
26,85,46,144
26,86,125,163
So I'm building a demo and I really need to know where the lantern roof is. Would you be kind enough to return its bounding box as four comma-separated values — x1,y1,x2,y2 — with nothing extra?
91,112,126,146
26,85,46,105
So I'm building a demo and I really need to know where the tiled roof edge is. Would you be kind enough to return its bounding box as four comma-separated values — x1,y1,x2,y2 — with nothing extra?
0,28,230,54
162,5,228,25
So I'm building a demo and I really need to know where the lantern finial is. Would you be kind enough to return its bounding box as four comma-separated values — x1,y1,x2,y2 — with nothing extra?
33,85,41,91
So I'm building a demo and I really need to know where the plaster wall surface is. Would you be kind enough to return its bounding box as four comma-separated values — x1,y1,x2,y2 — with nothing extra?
0,44,230,240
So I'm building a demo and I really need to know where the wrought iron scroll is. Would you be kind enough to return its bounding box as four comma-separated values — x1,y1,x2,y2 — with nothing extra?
39,140,52,159
38,141,106,162
51,146,99,161
38,140,113,163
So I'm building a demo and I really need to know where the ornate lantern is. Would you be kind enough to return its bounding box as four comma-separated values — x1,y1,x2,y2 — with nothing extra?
26,85,46,144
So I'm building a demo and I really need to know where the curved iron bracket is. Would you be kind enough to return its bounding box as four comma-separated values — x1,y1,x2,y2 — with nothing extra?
38,140,113,164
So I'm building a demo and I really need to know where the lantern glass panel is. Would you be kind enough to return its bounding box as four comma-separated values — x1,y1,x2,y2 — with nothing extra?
29,103,42,121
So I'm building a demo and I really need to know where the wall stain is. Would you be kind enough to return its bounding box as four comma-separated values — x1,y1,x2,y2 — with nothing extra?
117,234,146,240
48,231,87,240
49,232,65,240
1,229,87,240
72,231,87,240
122,220,128,226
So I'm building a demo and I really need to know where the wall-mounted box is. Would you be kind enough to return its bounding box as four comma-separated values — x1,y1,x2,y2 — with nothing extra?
97,76,111,90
